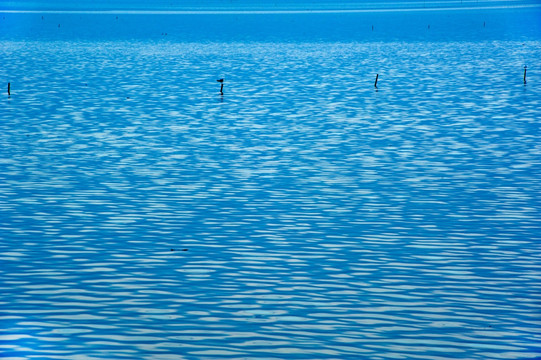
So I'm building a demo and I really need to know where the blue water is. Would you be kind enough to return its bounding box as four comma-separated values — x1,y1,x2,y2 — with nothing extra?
1,5,541,360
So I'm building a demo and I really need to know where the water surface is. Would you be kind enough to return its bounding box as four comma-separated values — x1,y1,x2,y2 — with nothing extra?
1,7,540,360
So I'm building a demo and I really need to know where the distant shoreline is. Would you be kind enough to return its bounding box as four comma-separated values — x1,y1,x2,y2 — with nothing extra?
1,3,540,14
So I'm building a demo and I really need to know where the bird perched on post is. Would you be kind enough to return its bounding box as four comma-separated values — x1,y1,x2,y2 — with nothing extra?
217,78,224,95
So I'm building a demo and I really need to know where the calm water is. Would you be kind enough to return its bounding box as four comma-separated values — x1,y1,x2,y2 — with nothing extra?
1,7,541,360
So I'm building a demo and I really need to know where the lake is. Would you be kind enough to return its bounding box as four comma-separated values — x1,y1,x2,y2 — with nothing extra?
1,4,540,360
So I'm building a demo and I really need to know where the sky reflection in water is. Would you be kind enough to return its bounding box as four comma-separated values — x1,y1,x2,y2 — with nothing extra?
1,7,540,360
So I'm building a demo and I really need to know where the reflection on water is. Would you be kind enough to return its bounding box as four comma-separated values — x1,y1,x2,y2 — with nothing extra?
1,18,541,360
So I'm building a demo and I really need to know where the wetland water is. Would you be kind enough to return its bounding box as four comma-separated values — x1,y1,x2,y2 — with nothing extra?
1,5,540,360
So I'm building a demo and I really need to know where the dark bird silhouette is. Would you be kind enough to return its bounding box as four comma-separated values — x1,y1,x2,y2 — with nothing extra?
217,78,224,95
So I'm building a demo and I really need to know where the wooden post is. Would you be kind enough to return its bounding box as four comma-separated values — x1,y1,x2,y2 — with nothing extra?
524,66,527,84
7,82,10,96
217,78,224,95
374,74,378,88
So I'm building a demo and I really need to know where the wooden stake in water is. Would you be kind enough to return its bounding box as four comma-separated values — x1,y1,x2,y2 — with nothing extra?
7,82,10,96
374,74,379,88
217,78,224,95
524,66,527,84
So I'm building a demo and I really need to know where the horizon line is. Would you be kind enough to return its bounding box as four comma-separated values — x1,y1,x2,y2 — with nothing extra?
1,3,540,15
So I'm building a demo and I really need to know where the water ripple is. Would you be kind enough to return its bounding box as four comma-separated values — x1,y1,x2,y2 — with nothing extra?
1,15,541,360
